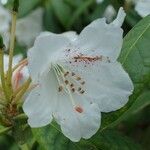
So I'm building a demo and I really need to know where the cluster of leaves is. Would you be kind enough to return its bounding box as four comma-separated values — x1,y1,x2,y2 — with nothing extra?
0,0,149,149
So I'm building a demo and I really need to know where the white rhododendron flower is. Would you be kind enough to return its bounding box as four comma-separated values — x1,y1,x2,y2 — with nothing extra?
16,8,43,47
23,8,133,142
135,0,150,17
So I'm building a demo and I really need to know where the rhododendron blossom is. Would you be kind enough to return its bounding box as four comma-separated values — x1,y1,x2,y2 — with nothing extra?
23,8,133,142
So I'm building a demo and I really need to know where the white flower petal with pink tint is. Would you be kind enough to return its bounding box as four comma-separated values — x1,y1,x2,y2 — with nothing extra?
23,8,133,142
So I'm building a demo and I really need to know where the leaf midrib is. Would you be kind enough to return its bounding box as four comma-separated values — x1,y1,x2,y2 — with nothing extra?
122,22,150,65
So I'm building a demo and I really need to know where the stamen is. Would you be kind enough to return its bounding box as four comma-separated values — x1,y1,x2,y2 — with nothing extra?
80,90,85,94
70,83,74,87
78,87,82,91
81,81,85,85
58,86,63,92
72,72,75,76
76,76,81,81
65,80,69,85
75,106,83,113
71,88,75,93
64,71,69,77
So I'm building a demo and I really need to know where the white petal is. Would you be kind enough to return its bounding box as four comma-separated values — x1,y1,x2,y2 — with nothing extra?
23,70,57,127
16,8,43,47
62,60,133,113
28,32,70,82
73,94,101,139
54,93,101,142
61,31,78,41
54,93,81,142
135,0,150,17
75,8,125,61
112,7,126,27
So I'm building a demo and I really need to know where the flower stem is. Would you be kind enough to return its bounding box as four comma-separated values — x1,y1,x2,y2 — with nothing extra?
7,11,17,99
0,49,9,101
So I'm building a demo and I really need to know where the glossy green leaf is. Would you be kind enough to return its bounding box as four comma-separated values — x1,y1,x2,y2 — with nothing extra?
110,91,150,127
43,0,62,32
51,0,72,28
33,122,141,150
67,0,94,29
19,0,40,17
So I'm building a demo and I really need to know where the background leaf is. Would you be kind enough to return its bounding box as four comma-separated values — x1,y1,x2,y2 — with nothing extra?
32,122,141,150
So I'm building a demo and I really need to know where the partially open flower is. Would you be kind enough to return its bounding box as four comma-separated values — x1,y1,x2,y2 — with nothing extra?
3,54,29,90
23,8,133,142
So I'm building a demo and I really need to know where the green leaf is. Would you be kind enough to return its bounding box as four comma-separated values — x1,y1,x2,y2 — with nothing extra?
11,116,32,145
18,0,40,17
101,15,150,129
126,10,141,27
32,123,141,150
109,91,150,127
66,0,94,29
51,0,72,28
43,0,62,32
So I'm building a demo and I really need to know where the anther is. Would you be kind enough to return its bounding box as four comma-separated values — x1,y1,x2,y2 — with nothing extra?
80,90,85,94
81,81,85,85
70,83,74,87
78,87,82,91
72,72,75,76
64,71,69,77
71,88,75,92
75,106,83,113
65,80,69,85
58,86,63,92
76,76,81,81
